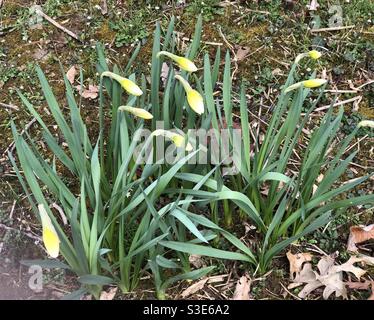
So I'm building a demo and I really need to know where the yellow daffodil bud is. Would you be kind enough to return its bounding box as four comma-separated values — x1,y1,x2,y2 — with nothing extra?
358,120,374,128
285,78,327,93
303,78,328,88
157,51,198,72
295,50,322,64
38,204,60,258
152,129,193,151
118,105,153,119
175,75,204,115
101,71,143,96
308,50,322,60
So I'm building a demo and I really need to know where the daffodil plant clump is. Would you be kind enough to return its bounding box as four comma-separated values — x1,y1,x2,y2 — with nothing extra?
11,16,374,299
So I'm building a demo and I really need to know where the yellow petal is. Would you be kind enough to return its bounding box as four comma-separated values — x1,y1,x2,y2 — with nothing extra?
308,50,322,60
358,120,374,128
151,129,193,151
119,106,153,119
187,90,204,115
101,71,143,96
175,75,204,115
38,204,60,258
43,227,60,258
285,79,327,93
302,78,327,88
157,51,197,72
119,78,143,96
171,134,185,148
174,56,198,72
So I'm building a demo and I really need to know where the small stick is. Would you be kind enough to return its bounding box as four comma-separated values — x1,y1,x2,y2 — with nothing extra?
2,118,37,156
0,223,41,242
0,102,19,111
313,96,361,112
36,8,80,42
9,200,16,220
310,25,355,33
181,37,223,46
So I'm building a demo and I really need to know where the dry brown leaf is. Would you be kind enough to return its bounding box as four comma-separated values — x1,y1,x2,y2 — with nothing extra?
232,275,251,300
345,280,372,290
235,46,251,62
346,280,374,300
33,48,49,61
298,280,324,299
76,84,99,99
271,68,282,76
99,287,117,300
331,256,366,280
287,251,313,280
294,254,374,299
180,278,208,298
293,263,316,283
189,254,204,268
66,66,77,84
347,224,374,252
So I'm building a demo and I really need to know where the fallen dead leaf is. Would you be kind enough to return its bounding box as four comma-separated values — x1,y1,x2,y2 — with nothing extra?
99,287,117,300
286,251,313,280
33,48,49,61
189,254,204,268
330,256,366,280
76,84,99,99
180,278,208,298
66,66,77,84
271,68,283,76
346,280,374,300
235,46,251,62
347,224,374,252
345,280,371,290
232,275,251,300
293,253,374,299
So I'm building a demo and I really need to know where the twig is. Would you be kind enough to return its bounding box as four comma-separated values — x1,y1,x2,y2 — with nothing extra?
280,282,301,300
218,26,238,80
2,118,37,156
0,102,19,111
35,8,80,42
310,25,355,33
0,223,41,242
313,96,361,112
9,200,16,220
181,37,223,46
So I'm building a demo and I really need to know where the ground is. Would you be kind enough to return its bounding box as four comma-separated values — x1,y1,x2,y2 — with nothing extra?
0,0,373,300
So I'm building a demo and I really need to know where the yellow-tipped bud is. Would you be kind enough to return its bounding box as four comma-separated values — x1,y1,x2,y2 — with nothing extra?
285,78,327,93
295,50,322,64
303,78,328,88
152,129,193,151
175,75,204,115
358,120,374,128
118,106,153,119
157,51,198,72
308,50,322,60
38,204,60,258
101,71,143,96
